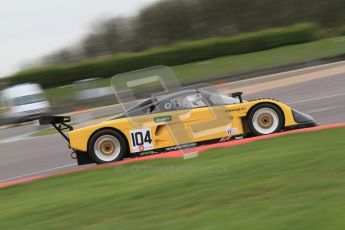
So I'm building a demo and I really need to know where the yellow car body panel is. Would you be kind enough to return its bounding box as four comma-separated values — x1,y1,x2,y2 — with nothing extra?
68,99,298,154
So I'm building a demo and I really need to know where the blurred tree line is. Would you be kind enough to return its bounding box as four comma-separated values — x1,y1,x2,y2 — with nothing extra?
41,0,345,66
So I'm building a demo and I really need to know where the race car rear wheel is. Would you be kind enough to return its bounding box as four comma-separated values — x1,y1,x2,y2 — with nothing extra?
248,104,284,136
88,129,127,164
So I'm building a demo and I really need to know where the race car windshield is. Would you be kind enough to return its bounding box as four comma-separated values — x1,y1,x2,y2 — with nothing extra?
209,94,241,105
180,94,207,109
124,98,156,113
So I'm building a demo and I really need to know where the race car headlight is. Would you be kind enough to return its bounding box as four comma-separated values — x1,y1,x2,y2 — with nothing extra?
292,109,314,123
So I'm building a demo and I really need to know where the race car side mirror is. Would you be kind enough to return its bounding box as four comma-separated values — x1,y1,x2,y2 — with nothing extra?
231,92,243,103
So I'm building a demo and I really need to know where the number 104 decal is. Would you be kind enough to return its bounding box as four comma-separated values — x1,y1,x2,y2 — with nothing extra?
130,128,153,153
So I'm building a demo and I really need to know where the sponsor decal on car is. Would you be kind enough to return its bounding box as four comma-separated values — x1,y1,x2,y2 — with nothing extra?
139,150,156,156
130,128,153,153
226,128,238,135
234,136,244,140
225,107,246,112
164,103,172,110
165,143,197,151
154,115,172,123
220,135,244,143
220,136,232,143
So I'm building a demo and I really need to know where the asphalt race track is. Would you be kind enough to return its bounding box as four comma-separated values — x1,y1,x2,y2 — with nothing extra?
0,63,345,184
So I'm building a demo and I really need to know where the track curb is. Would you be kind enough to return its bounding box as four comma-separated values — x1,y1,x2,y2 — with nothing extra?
1,123,345,189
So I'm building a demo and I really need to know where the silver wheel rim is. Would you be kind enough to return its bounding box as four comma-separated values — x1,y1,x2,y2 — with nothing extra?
252,108,279,135
94,135,121,162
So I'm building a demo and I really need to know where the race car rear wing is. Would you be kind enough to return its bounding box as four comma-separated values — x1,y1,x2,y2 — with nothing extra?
39,116,73,143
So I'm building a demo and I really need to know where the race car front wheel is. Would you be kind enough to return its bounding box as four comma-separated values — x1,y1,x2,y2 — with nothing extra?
88,129,128,164
248,104,284,136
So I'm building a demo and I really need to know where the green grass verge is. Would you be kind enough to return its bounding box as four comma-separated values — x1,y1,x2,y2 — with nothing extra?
174,36,345,83
46,36,345,108
1,127,345,229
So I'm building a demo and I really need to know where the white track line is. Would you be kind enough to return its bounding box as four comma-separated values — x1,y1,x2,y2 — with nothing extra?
0,134,34,144
0,163,77,183
288,92,345,105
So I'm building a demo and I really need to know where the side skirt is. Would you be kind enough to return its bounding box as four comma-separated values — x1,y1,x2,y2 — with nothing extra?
134,135,245,158
76,135,245,166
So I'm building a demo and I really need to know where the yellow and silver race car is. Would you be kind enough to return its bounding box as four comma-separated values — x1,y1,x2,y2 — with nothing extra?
40,90,316,165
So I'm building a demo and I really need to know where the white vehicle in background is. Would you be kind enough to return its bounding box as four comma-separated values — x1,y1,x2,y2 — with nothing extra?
1,83,51,123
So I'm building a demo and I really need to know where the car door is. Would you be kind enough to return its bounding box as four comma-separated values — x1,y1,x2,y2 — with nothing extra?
178,93,233,143
127,98,194,152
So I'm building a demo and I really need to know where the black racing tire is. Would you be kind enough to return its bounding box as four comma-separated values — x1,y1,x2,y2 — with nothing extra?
88,129,128,164
247,103,284,136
